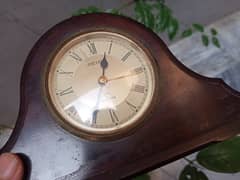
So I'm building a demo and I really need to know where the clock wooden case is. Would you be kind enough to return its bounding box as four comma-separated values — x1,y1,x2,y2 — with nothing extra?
1,13,240,180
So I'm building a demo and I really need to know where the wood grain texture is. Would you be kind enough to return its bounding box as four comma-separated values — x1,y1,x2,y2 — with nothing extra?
0,13,240,180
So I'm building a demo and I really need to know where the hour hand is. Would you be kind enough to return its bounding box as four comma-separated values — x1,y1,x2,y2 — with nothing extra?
100,53,108,76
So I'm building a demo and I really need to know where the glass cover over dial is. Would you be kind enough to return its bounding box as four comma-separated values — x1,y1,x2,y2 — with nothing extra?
47,31,156,136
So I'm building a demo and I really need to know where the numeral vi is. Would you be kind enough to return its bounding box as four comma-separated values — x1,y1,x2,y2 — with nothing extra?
109,109,119,123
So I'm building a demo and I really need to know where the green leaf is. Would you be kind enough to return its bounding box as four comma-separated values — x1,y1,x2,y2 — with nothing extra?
197,171,208,180
87,6,101,13
135,0,155,29
181,29,193,38
212,37,221,48
180,165,197,180
72,6,101,16
211,28,218,35
105,8,121,15
153,1,172,33
156,0,165,3
167,17,179,40
192,23,204,32
179,165,208,180
72,9,88,16
197,136,240,173
132,174,150,180
158,5,171,32
201,34,209,46
154,2,164,32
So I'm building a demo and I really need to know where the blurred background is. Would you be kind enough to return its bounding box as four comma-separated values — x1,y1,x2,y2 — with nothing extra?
1,1,240,179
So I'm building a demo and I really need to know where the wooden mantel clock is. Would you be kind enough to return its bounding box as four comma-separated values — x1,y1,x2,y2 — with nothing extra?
1,13,240,180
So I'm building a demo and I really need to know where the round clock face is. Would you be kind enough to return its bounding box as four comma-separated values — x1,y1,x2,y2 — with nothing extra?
47,31,156,137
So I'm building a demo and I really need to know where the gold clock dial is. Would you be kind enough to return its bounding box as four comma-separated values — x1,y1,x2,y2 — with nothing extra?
47,31,156,136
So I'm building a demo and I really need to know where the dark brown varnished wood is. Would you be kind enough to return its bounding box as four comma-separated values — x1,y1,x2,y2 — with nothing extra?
1,13,240,179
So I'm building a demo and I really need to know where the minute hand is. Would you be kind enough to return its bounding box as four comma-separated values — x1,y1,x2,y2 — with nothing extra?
108,72,140,82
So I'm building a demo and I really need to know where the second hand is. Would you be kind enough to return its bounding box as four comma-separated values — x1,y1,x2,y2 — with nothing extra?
92,52,109,124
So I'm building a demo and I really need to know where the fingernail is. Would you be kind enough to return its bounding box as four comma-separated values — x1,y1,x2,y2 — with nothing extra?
0,153,23,180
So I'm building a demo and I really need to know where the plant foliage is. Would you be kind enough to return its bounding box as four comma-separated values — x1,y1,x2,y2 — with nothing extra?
72,6,101,16
179,165,208,180
201,34,209,47
73,0,221,47
132,173,151,180
197,137,240,173
193,23,204,32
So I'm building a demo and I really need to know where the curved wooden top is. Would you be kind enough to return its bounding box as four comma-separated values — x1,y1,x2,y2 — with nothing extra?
1,13,240,179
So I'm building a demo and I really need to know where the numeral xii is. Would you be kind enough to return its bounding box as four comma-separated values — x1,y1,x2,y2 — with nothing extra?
87,41,97,54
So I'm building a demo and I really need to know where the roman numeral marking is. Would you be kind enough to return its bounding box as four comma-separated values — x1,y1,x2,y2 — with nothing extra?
132,84,145,93
108,41,113,54
92,110,98,124
69,51,82,62
56,87,74,96
67,106,78,116
121,51,132,62
131,67,144,75
126,101,138,112
109,109,119,123
87,41,97,54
